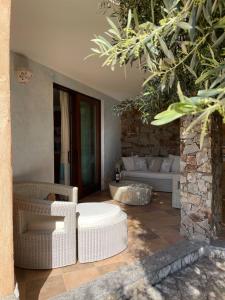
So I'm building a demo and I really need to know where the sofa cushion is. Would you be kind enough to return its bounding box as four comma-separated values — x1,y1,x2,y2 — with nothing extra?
122,157,135,171
134,157,147,171
121,170,177,180
160,157,174,173
145,156,153,167
148,157,163,172
169,155,180,173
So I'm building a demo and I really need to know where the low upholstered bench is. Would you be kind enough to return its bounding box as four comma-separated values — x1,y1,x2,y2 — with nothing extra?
77,203,128,263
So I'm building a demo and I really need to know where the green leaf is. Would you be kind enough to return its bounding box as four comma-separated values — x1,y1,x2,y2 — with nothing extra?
214,16,225,28
203,4,212,26
106,18,121,39
190,52,197,70
185,64,197,78
133,9,139,29
158,37,175,62
177,82,186,103
197,88,224,97
169,71,175,88
196,4,203,22
177,22,193,31
196,71,211,85
127,10,132,30
189,6,197,42
151,0,155,23
210,73,225,88
185,110,210,133
151,109,184,126
170,102,196,114
212,32,225,48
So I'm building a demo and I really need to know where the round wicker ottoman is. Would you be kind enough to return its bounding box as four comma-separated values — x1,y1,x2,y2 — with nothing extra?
77,203,128,263
109,180,153,205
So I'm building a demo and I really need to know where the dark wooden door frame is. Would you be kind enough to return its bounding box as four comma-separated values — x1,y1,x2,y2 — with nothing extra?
53,83,101,199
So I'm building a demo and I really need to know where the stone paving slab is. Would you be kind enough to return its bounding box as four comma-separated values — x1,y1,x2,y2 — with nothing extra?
51,240,206,300
155,256,225,300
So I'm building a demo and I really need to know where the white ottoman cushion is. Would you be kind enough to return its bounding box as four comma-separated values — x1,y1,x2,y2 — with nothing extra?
77,203,121,226
77,203,128,263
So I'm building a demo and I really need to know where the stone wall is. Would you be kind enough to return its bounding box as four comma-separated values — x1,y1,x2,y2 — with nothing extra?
180,114,223,241
121,110,180,157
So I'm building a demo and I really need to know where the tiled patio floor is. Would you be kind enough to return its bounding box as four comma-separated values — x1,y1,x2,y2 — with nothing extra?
15,191,183,300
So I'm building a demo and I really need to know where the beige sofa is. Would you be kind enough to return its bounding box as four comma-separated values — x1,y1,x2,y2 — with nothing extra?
119,155,180,193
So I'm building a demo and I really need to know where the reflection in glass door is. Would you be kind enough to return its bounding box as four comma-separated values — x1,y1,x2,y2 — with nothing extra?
78,96,101,196
80,101,97,188
54,84,101,199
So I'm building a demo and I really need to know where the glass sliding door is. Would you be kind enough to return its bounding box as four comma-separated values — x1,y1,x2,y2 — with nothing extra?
54,84,101,199
78,94,101,197
80,101,97,188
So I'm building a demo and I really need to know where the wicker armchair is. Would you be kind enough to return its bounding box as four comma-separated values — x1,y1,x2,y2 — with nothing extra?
13,182,78,269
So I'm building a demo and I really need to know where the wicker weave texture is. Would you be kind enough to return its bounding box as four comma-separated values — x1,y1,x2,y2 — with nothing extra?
78,211,128,263
13,182,77,269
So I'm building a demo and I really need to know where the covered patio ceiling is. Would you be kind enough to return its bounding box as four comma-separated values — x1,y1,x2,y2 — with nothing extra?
11,0,144,101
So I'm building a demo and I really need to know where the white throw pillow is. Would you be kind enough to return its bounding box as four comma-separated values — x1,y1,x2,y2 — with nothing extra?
122,157,135,171
134,157,147,171
148,157,163,172
145,156,153,168
169,155,180,173
160,157,174,173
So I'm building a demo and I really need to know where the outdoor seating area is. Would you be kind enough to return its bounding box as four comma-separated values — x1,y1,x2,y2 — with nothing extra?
15,190,182,300
1,1,225,299
14,182,128,268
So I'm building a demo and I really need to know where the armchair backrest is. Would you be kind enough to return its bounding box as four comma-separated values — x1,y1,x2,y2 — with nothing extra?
13,182,78,235
14,182,78,203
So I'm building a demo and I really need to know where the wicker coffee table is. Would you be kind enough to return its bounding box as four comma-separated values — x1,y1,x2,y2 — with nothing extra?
109,180,153,205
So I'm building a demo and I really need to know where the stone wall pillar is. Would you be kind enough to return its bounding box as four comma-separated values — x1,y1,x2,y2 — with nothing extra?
180,114,223,241
0,0,15,298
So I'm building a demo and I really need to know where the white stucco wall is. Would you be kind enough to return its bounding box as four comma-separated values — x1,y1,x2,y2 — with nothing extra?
11,52,121,189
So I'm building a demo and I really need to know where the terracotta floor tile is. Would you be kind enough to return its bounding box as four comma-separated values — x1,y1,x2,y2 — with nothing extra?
25,275,66,300
62,261,96,274
63,267,101,290
16,267,62,284
97,261,127,274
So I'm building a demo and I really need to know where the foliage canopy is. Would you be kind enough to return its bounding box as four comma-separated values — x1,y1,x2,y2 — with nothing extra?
90,0,225,146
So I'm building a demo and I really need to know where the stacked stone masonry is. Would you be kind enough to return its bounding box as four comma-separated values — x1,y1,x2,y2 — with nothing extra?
180,114,223,241
121,110,180,157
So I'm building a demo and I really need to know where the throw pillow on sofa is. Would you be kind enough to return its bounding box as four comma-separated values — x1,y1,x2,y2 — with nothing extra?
122,156,135,171
134,157,148,171
169,155,180,173
160,157,174,173
148,157,163,172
